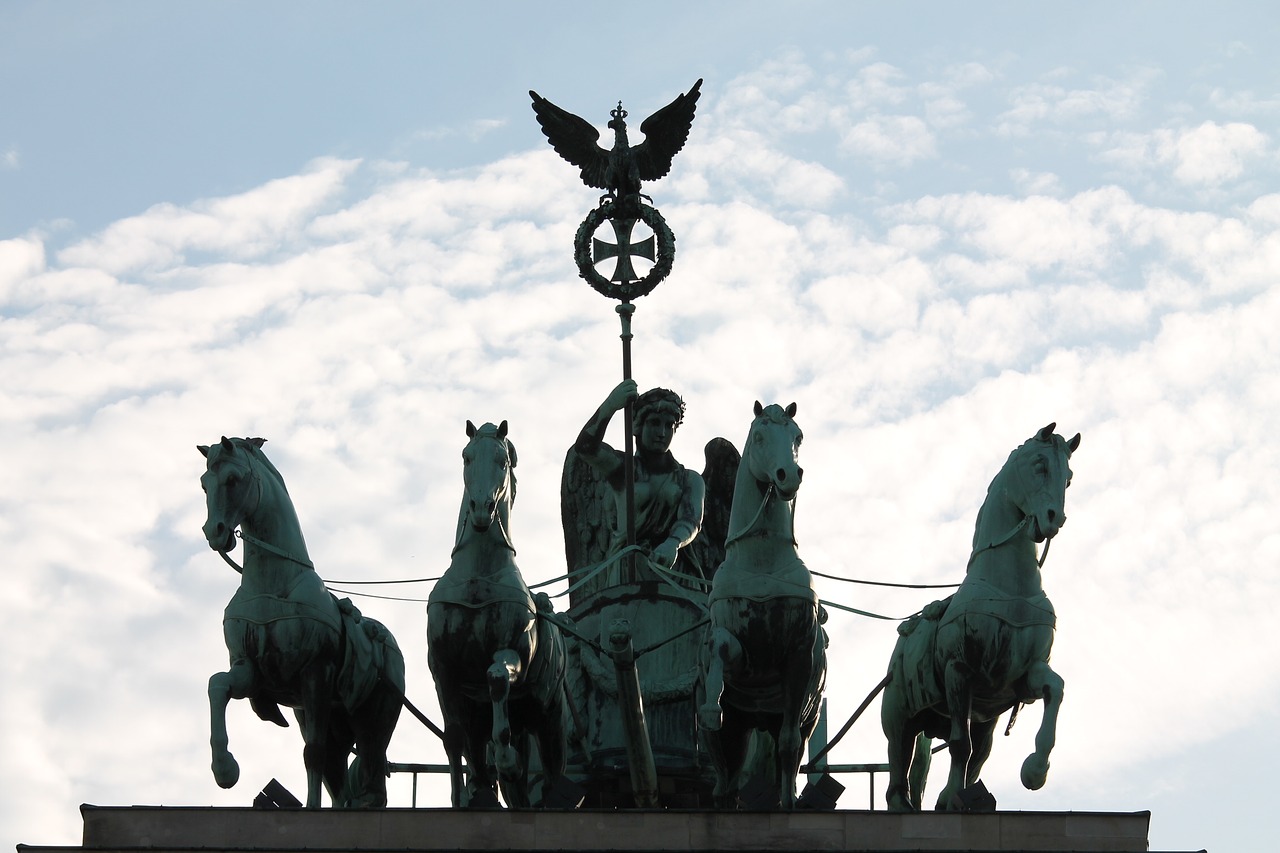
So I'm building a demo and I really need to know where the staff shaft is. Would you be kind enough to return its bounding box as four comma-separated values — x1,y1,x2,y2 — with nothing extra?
617,303,637,572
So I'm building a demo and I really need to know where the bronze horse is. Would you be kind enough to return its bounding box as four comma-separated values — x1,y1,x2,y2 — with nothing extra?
427,421,568,808
199,437,404,808
699,402,827,809
881,424,1080,811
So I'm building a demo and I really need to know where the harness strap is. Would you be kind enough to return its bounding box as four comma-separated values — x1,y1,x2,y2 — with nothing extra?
238,529,315,569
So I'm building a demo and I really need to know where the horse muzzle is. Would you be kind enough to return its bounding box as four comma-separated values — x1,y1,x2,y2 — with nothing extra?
204,520,237,553
1031,509,1065,543
772,465,803,500
468,497,499,531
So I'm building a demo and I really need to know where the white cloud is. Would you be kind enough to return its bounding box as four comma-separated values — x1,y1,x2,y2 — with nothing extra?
1164,121,1269,185
839,114,936,165
1097,121,1270,188
56,158,360,273
1010,168,1064,196
997,69,1156,136
4,46,1279,853
410,118,508,143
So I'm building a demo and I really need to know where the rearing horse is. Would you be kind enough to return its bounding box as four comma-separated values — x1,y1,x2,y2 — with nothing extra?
199,437,405,808
427,420,568,808
699,402,827,809
881,423,1080,811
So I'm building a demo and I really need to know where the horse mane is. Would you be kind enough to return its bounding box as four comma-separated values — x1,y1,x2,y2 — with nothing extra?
466,424,518,503
230,437,288,493
753,404,793,426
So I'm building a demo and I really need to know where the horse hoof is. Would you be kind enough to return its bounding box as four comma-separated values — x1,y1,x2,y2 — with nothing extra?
885,789,915,813
1021,754,1049,790
698,703,723,732
494,744,520,776
212,753,240,789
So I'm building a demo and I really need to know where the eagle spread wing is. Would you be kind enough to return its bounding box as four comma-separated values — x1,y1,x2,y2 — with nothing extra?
529,90,610,190
633,78,702,182
530,79,703,195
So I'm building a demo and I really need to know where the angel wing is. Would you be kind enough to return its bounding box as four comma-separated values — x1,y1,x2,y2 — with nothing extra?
529,90,610,190
684,436,739,582
561,445,615,608
632,78,702,182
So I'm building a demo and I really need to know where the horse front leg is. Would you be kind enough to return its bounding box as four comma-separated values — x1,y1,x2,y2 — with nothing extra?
208,659,256,789
937,659,972,811
1020,661,1064,791
488,649,522,803
776,643,817,810
699,626,741,732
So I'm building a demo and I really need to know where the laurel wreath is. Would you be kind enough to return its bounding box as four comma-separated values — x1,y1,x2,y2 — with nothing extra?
574,201,675,301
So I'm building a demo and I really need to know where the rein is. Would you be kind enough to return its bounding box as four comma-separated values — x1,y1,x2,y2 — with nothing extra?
966,516,1052,570
213,453,315,573
724,482,797,547
453,434,517,556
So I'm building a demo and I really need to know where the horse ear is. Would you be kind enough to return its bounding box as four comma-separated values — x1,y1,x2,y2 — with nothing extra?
753,401,764,417
221,436,235,452
785,402,798,418
1038,423,1056,441
248,437,266,448
1068,432,1081,453
466,420,477,438
197,444,210,458
498,420,509,439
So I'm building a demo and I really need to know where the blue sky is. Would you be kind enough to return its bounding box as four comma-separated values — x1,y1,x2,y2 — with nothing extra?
4,3,1279,851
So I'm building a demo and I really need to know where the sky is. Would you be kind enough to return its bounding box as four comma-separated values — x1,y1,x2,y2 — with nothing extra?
3,2,1278,851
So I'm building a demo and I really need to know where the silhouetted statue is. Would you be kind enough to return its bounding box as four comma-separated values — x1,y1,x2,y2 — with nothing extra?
199,437,404,808
698,402,827,809
881,424,1080,811
531,80,702,203
427,421,569,808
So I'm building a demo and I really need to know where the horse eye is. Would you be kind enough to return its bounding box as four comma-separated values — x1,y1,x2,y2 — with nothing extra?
226,475,240,488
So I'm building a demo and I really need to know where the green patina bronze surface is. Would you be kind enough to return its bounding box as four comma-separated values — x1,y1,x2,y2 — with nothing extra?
698,402,827,810
530,80,701,204
426,421,568,809
558,380,724,806
532,82,700,301
880,424,1081,812
199,437,405,809
568,379,706,593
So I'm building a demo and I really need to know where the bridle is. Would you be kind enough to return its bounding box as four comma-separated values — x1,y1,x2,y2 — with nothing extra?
211,448,313,573
454,433,517,556
967,440,1065,571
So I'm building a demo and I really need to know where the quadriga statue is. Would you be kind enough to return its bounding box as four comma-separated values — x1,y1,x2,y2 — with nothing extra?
198,437,405,808
426,420,569,808
881,424,1080,811
698,401,827,809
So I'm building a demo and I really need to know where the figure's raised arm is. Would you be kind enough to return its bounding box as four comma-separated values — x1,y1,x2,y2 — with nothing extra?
574,379,638,475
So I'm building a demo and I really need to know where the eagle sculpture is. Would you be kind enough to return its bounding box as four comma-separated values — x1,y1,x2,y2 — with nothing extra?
530,79,702,202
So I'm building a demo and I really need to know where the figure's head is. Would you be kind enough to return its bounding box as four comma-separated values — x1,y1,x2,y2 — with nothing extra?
633,388,685,454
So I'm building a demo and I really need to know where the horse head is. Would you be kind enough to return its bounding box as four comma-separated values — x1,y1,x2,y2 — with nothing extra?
462,420,517,533
1002,423,1081,543
197,436,266,553
745,401,804,500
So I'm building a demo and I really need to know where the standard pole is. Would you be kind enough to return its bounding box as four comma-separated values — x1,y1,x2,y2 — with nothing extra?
617,302,637,581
